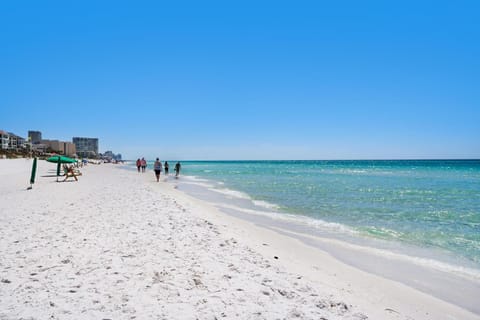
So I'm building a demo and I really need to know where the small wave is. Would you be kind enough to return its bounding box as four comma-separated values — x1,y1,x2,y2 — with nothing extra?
344,242,480,281
182,181,216,188
180,176,216,188
209,188,252,200
252,200,281,211
181,175,253,200
342,169,368,174
183,175,211,183
213,202,480,280
215,202,358,236
362,226,405,239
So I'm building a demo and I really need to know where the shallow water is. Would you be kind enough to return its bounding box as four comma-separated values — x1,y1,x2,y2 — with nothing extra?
137,160,480,272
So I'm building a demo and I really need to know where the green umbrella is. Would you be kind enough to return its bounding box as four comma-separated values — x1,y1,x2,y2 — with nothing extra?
46,156,77,164
46,156,76,181
28,157,37,189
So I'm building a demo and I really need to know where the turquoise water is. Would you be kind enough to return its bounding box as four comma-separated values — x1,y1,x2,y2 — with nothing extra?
164,160,480,267
134,160,480,269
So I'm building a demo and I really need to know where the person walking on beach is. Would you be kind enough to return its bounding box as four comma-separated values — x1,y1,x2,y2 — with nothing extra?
153,158,163,182
164,161,169,175
174,161,181,177
141,158,147,173
136,158,141,173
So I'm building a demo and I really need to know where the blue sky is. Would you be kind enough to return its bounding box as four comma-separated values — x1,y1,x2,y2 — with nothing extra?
1,1,479,160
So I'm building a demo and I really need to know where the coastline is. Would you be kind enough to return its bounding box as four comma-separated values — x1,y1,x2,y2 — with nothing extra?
1,158,478,319
186,191,480,312
163,163,480,315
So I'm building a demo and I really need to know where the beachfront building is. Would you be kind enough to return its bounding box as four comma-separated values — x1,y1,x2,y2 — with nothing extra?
0,130,10,150
101,150,122,162
8,133,26,151
28,131,42,144
31,143,47,154
65,142,76,157
73,137,99,159
42,140,77,157
0,131,25,151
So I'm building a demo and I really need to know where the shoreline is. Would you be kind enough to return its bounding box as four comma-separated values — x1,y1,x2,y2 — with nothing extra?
147,159,480,270
152,165,480,316
1,158,479,319
131,162,480,315
176,172,480,276
120,162,480,317
123,162,480,319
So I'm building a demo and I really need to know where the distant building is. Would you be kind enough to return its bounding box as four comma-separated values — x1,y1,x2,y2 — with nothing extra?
65,142,76,157
102,150,122,161
0,131,26,151
103,150,114,158
0,130,9,150
73,137,99,158
46,140,63,153
31,143,47,153
42,140,77,157
8,132,26,150
28,131,42,144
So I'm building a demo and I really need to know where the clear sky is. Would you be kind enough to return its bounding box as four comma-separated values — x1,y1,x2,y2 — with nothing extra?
1,1,479,160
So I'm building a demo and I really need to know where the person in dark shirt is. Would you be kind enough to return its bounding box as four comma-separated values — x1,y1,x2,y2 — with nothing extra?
164,161,169,175
174,162,181,177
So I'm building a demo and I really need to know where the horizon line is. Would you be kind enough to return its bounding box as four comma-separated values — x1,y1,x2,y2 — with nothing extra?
123,158,480,161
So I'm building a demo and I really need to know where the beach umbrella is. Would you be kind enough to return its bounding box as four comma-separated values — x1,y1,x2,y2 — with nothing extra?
27,157,37,190
46,156,76,181
46,155,77,164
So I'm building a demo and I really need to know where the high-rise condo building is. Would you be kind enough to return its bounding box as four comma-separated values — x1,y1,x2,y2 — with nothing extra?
73,137,99,159
28,131,42,144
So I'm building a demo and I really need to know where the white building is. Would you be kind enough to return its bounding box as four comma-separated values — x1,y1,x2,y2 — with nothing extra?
8,133,26,150
0,130,9,150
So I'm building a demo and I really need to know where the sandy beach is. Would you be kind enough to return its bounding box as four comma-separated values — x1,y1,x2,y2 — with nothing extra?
0,158,478,320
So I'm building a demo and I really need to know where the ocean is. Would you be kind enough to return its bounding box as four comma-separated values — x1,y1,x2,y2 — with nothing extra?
134,160,480,277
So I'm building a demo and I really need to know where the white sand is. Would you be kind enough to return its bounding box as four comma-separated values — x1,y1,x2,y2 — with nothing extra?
0,158,478,320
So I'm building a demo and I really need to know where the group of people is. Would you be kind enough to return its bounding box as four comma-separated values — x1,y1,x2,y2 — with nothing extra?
136,157,181,182
136,158,147,172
